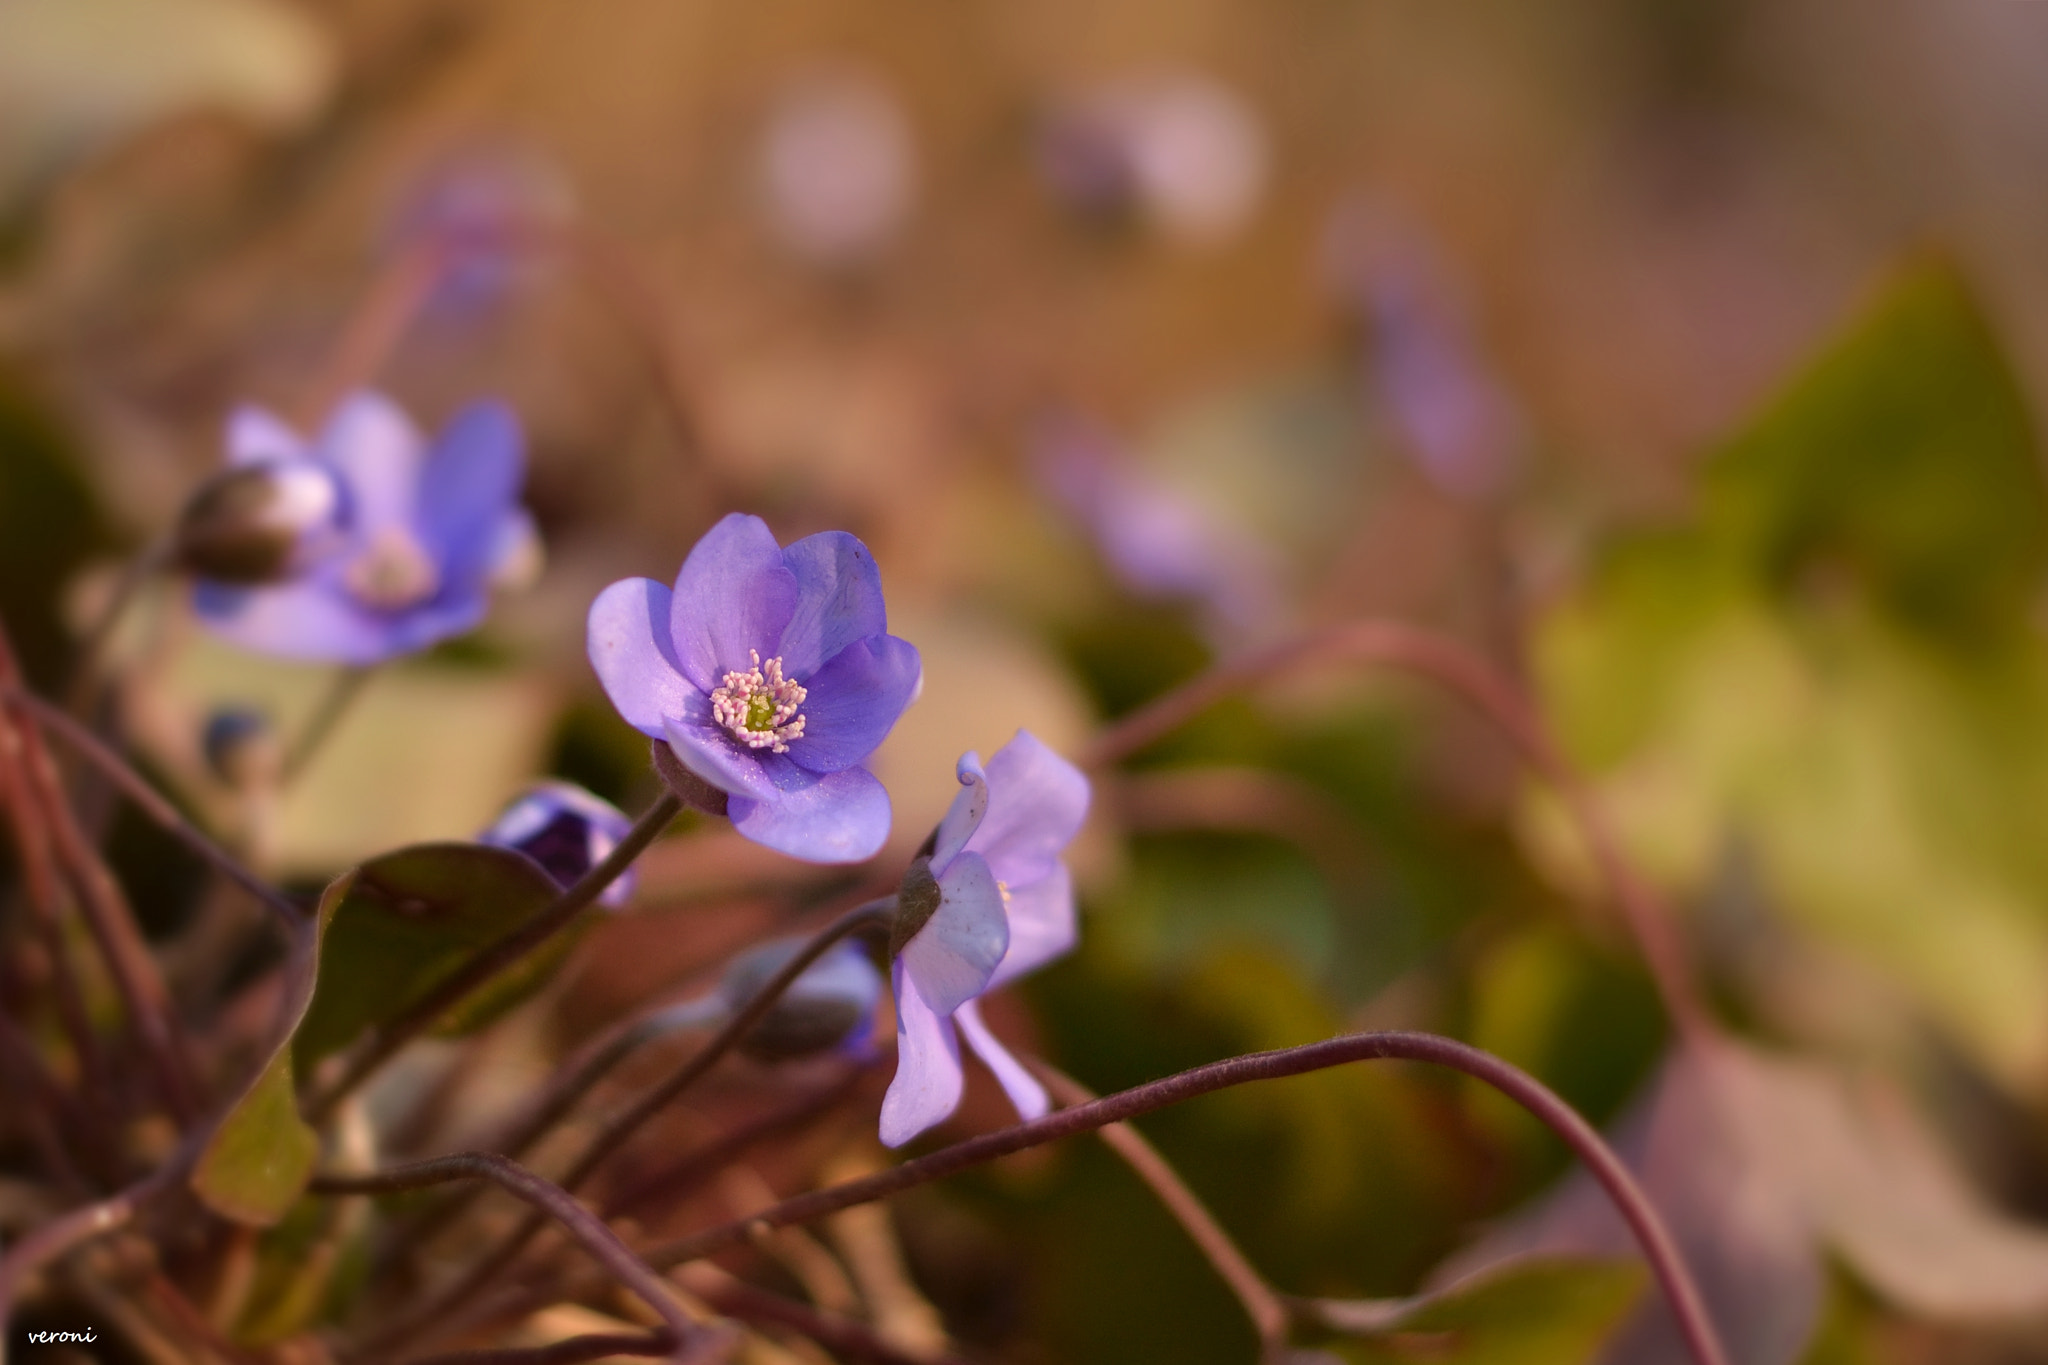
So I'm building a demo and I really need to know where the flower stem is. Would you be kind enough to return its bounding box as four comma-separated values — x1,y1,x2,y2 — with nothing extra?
308,1152,726,1365
304,790,686,1125
346,898,892,1361
1082,619,1710,1040
1029,1058,1291,1362
640,1031,1731,1365
282,665,376,787
5,684,302,924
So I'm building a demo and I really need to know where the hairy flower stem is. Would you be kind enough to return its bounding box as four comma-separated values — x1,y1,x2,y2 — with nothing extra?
631,1032,1730,1365
281,665,376,786
5,685,302,925
305,791,686,1125
309,1152,726,1365
1083,619,1710,1041
348,898,892,1361
1030,1059,1291,1362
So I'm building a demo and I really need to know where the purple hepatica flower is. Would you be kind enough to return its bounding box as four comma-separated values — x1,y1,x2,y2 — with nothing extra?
880,730,1090,1148
587,513,921,865
479,780,636,909
1035,412,1286,648
193,391,536,665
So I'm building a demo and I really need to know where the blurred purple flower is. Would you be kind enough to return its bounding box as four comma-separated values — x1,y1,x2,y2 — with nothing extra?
1323,198,1523,500
1037,70,1268,245
1035,412,1287,647
480,779,636,909
193,391,536,664
588,513,921,865
880,730,1090,1148
389,141,577,315
757,67,916,266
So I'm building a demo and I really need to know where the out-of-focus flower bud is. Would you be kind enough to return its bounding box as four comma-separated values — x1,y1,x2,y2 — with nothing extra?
479,780,636,908
171,459,345,585
715,937,882,1063
1038,71,1268,246
201,705,282,789
757,67,917,266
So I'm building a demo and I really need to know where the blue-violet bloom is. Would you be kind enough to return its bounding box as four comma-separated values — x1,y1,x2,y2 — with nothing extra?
193,391,537,664
879,729,1090,1147
587,513,921,865
479,780,636,908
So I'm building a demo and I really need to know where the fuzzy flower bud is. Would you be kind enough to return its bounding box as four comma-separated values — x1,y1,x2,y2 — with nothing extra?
172,459,345,585
478,780,636,909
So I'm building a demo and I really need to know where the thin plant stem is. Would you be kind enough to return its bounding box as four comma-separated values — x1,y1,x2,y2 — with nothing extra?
6,685,302,924
0,1160,188,1365
349,899,892,1361
62,533,173,719
282,665,375,787
298,238,451,429
0,624,198,1123
308,1152,725,1365
633,1032,1731,1365
1029,1059,1290,1361
683,1267,970,1365
401,1337,677,1365
1082,619,1710,1040
305,791,685,1124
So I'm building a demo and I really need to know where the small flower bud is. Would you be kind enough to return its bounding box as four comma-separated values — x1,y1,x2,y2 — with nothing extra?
173,459,345,585
718,937,882,1062
889,855,941,959
479,780,636,908
201,706,282,789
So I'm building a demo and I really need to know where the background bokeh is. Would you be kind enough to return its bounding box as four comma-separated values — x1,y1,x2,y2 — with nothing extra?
8,2,2048,1362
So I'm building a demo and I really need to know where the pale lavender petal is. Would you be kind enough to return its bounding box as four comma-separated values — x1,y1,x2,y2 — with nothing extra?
988,863,1076,989
194,576,405,665
901,850,1008,1016
784,633,921,775
727,762,892,864
776,530,887,679
879,962,963,1148
965,730,1091,889
929,751,988,874
662,717,781,801
227,406,306,466
414,401,525,580
670,513,800,692
956,999,1049,1122
319,391,425,532
377,585,492,656
588,578,699,736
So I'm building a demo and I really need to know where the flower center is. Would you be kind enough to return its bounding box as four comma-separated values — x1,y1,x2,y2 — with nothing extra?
343,526,440,611
710,650,807,753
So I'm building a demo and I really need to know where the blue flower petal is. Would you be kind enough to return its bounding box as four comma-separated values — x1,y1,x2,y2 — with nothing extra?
902,850,1008,1016
956,998,1049,1121
726,762,892,864
965,730,1091,889
930,751,988,873
783,633,921,776
776,530,887,679
669,513,800,692
879,961,963,1148
661,717,781,801
318,391,425,532
193,574,410,665
414,400,525,583
988,863,1076,989
227,406,306,467
588,578,700,737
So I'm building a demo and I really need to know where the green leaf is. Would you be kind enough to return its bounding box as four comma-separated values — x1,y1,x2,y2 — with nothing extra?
292,842,573,1067
191,873,347,1226
1532,260,2048,1087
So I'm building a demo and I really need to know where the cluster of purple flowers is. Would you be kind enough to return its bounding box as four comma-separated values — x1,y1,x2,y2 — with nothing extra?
183,405,1090,1145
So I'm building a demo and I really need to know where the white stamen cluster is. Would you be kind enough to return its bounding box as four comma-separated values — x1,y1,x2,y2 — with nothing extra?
710,650,807,752
343,526,441,611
